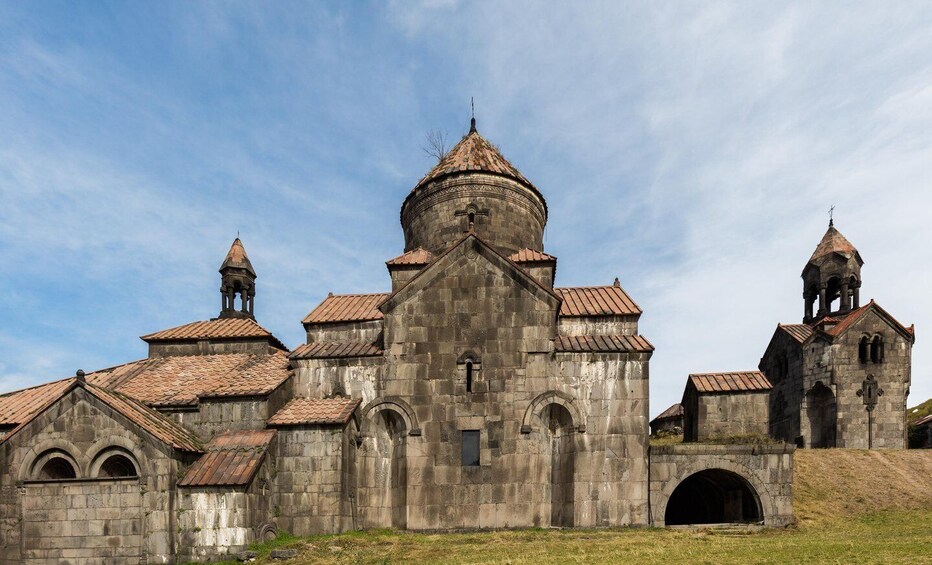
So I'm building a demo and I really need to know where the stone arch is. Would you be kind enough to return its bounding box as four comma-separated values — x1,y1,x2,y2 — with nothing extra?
18,438,87,481
88,447,141,478
654,459,774,526
521,391,585,434
805,381,836,448
86,437,148,477
360,397,420,437
29,449,81,481
664,468,763,526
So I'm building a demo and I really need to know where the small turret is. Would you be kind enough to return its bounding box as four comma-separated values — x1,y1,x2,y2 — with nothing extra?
218,238,256,320
802,222,863,322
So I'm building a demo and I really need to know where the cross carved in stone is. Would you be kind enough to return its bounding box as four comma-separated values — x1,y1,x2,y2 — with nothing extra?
856,374,884,413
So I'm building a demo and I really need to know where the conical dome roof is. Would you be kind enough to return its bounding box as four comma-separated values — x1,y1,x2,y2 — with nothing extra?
220,238,256,276
412,126,536,193
807,223,862,266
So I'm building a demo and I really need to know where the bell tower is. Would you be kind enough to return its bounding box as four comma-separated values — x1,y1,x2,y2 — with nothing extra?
802,220,863,322
218,238,256,320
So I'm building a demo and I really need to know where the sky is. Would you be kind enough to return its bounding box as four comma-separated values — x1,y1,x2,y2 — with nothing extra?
1,1,930,417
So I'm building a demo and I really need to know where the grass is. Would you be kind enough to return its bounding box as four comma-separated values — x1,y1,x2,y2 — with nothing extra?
907,398,932,425
215,449,932,564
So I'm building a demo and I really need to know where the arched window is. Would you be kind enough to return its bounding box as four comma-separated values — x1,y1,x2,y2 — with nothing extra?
870,335,884,364
97,454,138,478
465,361,474,392
858,336,870,364
31,450,79,481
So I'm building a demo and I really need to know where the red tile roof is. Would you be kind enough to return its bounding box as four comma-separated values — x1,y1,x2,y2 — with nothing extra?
509,248,556,263
290,342,383,360
652,403,684,422
302,293,388,325
779,324,815,344
689,372,773,394
0,379,75,426
414,130,534,191
0,379,202,452
807,224,861,265
179,430,275,487
90,351,292,407
141,318,287,350
268,397,361,426
220,238,256,276
387,248,433,266
554,335,654,353
556,284,641,317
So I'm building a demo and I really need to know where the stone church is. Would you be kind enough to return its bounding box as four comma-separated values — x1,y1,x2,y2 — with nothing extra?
758,222,915,448
1,120,795,563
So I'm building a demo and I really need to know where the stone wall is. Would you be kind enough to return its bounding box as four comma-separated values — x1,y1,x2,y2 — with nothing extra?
759,331,805,444
649,443,795,527
305,320,383,345
558,316,639,336
686,391,770,442
147,339,279,357
0,386,182,564
401,173,547,257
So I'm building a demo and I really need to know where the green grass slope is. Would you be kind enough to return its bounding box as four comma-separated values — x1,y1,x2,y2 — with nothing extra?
217,449,932,565
908,398,932,425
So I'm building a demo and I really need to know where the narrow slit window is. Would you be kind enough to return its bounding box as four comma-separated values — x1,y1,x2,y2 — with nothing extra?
466,361,473,392
461,430,480,466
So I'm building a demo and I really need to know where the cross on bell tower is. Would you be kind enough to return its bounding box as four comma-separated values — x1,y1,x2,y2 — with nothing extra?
218,238,256,320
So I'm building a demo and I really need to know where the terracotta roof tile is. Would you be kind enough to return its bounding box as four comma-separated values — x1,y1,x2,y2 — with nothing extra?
268,397,361,426
652,403,684,422
414,130,533,191
688,371,773,394
90,352,292,408
779,324,815,344
0,379,75,426
290,342,383,360
509,248,556,262
87,385,202,452
386,248,433,266
556,284,641,317
302,293,389,325
179,430,275,487
554,334,654,353
141,318,287,350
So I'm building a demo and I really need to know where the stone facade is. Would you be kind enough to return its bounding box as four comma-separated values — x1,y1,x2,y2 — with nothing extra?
0,123,801,562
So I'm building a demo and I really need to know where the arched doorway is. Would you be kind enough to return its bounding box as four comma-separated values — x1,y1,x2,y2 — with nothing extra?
665,469,762,525
359,408,408,529
542,403,575,527
806,382,836,448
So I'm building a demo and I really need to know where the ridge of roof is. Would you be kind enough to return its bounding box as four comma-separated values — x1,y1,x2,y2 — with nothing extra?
688,371,773,393
386,248,434,267
822,300,915,341
268,397,361,426
509,248,556,263
140,318,287,350
220,237,256,276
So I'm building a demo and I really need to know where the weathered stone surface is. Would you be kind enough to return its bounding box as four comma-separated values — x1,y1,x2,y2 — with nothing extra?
271,548,298,559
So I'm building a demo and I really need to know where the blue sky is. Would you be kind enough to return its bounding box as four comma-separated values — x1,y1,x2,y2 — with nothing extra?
1,1,930,416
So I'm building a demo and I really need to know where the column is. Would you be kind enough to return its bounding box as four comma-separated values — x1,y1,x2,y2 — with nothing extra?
853,284,860,309
840,281,850,312
818,286,827,317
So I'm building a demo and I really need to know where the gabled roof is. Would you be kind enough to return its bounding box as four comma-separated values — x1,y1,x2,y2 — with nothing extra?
179,430,275,487
379,232,562,315
0,379,75,427
509,248,556,263
290,342,383,360
688,372,773,393
554,335,654,354
822,300,914,340
141,318,287,350
90,351,292,408
220,237,256,276
806,224,862,267
651,403,684,423
778,324,815,344
0,378,202,452
268,397,361,426
555,283,641,317
302,293,388,325
387,248,433,267
413,128,534,193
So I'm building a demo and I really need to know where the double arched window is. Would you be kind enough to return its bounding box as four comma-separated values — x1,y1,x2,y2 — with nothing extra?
29,447,140,481
859,334,884,364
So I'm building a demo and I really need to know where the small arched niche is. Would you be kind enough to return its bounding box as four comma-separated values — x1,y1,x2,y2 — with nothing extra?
32,450,79,480
90,448,140,479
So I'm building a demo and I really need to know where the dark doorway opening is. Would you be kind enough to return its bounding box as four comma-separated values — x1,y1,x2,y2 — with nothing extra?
665,469,762,525
807,382,836,448
543,403,575,527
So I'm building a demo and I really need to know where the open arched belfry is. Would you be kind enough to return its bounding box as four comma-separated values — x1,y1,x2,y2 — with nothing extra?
0,120,799,563
759,221,915,448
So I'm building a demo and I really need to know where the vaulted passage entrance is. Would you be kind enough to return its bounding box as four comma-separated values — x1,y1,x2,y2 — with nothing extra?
543,403,575,527
664,469,762,525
